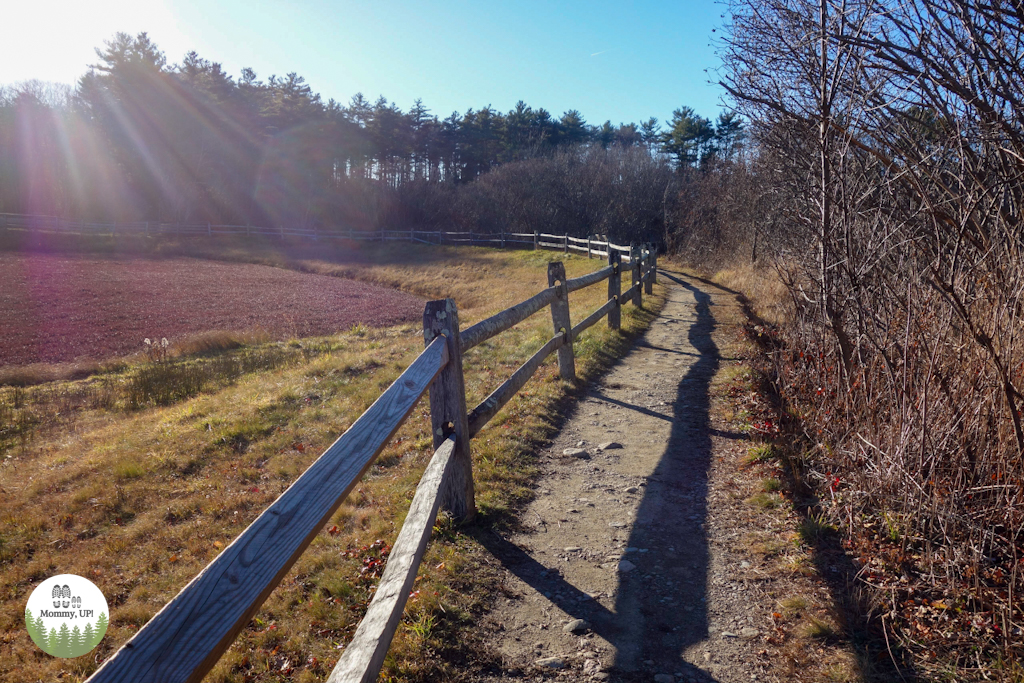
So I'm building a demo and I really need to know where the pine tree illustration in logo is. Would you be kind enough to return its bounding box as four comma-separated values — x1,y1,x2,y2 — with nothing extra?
28,575,109,657
56,623,71,658
25,607,41,647
93,611,109,646
69,625,84,658
81,622,94,654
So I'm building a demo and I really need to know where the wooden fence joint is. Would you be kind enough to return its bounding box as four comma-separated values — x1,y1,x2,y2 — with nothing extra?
547,262,576,381
607,251,621,330
423,299,475,523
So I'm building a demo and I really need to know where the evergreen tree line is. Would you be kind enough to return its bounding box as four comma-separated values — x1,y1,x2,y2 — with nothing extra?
0,32,745,244
25,609,108,658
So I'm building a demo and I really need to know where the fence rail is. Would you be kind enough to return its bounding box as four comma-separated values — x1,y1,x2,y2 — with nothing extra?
0,213,645,261
78,231,657,683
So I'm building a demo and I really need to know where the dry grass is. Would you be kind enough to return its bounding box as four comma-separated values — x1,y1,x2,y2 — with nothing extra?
170,330,273,357
710,260,792,326
0,361,110,387
0,242,663,682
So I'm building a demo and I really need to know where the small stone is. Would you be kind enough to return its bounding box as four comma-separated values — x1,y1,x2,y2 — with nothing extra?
563,448,589,458
593,674,611,681
609,521,627,528
721,631,738,638
624,486,639,493
564,546,582,553
655,675,674,683
618,560,636,573
583,659,601,674
535,656,565,669
576,440,586,448
739,627,760,638
740,560,751,569
703,652,712,662
563,618,590,633
599,441,623,450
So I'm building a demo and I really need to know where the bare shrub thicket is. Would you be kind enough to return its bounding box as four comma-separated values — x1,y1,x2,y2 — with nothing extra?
383,145,674,245
723,0,1024,674
664,156,765,269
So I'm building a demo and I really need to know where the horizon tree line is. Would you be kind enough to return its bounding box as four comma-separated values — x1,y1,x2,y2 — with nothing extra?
0,31,744,239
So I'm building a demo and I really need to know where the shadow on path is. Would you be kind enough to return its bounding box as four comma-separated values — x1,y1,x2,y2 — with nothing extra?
603,273,719,679
478,272,723,682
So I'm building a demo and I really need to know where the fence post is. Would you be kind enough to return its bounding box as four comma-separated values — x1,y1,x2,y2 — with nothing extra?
644,244,654,294
630,245,642,307
608,250,621,330
651,245,658,284
423,299,475,523
563,234,568,254
534,230,539,250
547,262,576,382
587,237,592,259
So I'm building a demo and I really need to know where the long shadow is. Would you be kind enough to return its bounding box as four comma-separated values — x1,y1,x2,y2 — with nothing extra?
478,271,722,681
603,272,720,680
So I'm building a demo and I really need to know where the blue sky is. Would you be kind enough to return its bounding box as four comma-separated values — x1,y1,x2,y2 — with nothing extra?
2,1,729,128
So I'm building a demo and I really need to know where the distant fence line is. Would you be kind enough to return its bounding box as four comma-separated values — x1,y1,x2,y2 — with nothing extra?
0,212,645,261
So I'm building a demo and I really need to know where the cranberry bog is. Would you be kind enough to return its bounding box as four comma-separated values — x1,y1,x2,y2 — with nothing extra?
0,252,425,369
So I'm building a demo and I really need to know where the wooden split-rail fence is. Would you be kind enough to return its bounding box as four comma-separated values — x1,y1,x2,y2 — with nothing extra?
0,212,647,262
83,246,658,683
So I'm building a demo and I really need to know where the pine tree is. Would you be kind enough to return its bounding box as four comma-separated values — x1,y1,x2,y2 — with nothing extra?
81,622,95,654
69,625,84,657
25,608,40,646
56,622,71,658
47,627,58,654
93,612,109,647
37,613,48,646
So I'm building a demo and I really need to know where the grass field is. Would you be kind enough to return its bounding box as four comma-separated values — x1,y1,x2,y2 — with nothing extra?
0,238,664,682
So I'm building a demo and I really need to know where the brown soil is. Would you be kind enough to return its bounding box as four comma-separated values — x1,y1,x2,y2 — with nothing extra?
466,270,854,683
0,253,424,366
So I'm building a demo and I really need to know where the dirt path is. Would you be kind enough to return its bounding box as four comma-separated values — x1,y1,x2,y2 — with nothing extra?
471,270,780,683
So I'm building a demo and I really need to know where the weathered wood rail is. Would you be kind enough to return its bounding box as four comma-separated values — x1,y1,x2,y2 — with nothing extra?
0,212,648,262
83,247,657,683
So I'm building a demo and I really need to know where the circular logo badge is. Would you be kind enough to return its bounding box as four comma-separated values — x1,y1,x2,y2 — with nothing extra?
24,574,108,658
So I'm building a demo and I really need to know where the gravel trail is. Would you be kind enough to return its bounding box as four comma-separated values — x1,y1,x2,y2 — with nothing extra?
472,270,776,683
